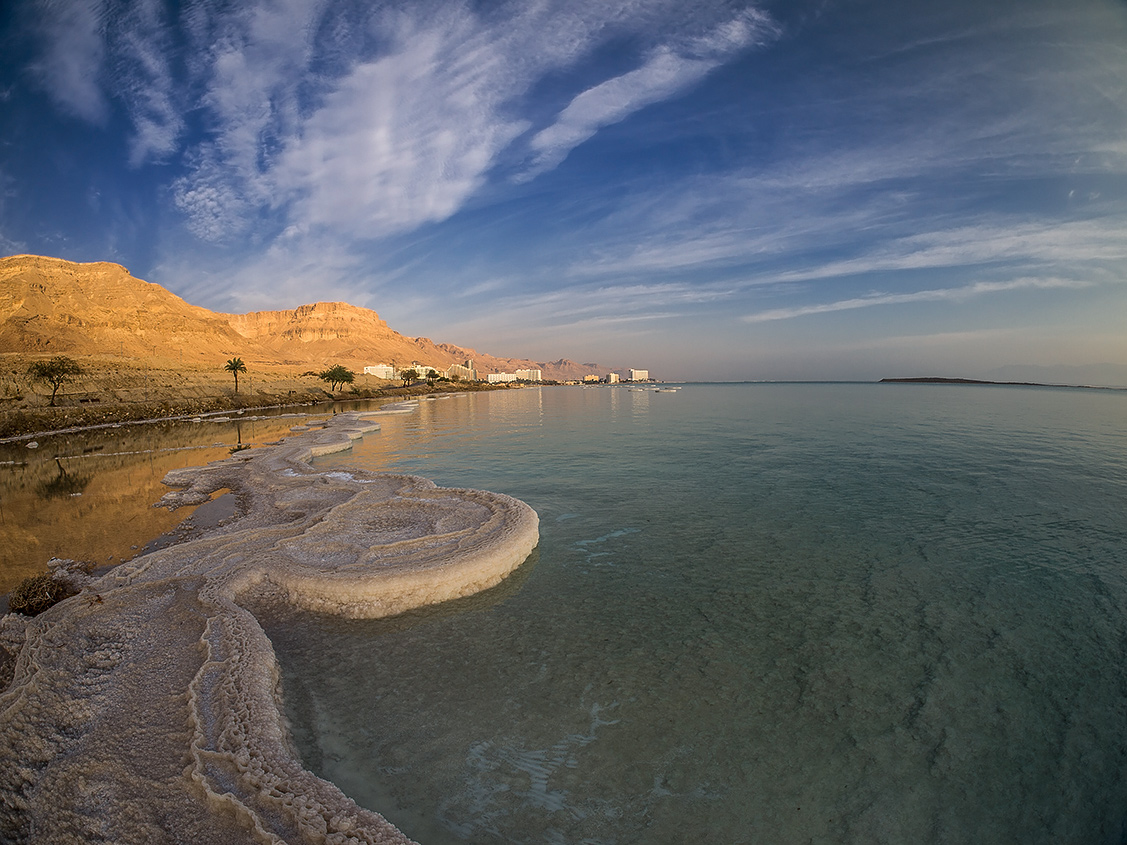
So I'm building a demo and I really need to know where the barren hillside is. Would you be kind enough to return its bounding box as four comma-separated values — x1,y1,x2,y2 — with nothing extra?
0,255,249,362
0,255,615,380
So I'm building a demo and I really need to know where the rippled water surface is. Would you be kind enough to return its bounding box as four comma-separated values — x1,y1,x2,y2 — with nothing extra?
264,384,1127,844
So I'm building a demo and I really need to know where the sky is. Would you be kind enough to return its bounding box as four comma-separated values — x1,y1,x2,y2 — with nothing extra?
1,0,1126,383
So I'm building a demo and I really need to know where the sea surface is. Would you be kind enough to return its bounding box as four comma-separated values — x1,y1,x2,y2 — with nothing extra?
257,383,1127,845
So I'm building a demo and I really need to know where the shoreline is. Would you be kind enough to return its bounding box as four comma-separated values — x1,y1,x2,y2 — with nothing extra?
0,407,540,843
0,380,524,443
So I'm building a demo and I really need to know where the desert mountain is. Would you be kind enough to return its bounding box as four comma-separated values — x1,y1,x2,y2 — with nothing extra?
0,255,617,380
0,255,248,360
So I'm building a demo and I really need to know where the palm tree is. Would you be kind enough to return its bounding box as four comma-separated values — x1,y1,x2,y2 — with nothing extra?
224,357,247,393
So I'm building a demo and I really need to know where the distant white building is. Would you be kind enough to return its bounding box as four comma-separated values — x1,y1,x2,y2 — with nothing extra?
605,373,619,384
410,362,441,378
363,364,396,379
629,368,650,381
447,359,476,381
487,367,541,383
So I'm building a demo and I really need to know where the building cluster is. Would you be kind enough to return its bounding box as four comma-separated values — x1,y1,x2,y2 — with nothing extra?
487,368,542,383
572,369,649,385
362,360,544,383
361,360,652,385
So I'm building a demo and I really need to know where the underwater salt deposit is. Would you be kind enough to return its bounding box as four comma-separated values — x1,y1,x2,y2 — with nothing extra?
280,383,1127,844
3,383,1127,844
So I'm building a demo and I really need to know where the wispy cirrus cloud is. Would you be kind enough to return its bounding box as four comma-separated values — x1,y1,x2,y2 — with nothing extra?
170,0,327,241
742,277,1093,323
521,9,778,179
142,0,778,247
274,3,779,239
27,0,109,123
549,114,1127,284
272,5,531,238
115,0,182,165
765,219,1127,285
27,0,184,163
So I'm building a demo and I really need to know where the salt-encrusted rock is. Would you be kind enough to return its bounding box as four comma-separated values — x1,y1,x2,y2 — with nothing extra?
0,411,539,844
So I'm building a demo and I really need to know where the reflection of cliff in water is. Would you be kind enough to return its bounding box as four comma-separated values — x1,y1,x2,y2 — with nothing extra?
0,415,313,593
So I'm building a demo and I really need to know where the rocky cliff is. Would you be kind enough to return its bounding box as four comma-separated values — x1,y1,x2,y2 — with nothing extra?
226,301,461,369
0,255,249,361
0,255,617,379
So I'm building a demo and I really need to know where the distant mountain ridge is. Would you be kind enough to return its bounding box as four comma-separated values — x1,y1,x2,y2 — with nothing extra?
0,255,616,380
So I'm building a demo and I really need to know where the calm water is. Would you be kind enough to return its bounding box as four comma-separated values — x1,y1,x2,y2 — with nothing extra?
261,383,1127,845
0,405,361,593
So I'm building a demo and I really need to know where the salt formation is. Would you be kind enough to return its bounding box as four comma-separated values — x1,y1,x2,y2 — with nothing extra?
0,411,539,844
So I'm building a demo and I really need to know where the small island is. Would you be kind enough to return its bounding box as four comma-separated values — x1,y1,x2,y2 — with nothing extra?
880,377,1123,391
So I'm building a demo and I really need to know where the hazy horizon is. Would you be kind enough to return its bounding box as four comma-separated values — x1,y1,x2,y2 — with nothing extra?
1,0,1125,383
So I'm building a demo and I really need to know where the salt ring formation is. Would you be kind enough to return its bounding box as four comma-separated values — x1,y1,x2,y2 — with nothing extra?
0,409,540,844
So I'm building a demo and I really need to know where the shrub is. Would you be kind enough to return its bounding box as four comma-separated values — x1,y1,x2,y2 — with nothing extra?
8,573,76,616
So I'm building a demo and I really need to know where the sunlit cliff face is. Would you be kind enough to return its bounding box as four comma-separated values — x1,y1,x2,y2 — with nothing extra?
0,255,620,380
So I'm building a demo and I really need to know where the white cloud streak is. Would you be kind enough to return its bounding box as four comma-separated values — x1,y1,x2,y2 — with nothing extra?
741,277,1094,323
28,0,109,123
274,7,530,237
170,0,327,241
27,0,184,163
116,0,183,165
523,9,776,178
768,222,1127,285
161,0,777,243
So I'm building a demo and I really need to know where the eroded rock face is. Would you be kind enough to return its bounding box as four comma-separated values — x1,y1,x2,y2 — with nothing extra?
0,410,539,844
0,255,615,379
0,254,248,358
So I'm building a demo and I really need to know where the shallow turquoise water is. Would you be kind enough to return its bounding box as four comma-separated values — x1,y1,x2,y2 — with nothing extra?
265,383,1127,844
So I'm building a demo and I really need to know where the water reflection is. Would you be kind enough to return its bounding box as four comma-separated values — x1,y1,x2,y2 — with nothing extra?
0,403,397,593
38,458,92,500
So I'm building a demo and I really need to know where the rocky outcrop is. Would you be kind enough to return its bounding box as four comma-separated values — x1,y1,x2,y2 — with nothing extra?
225,301,464,368
0,255,249,361
0,254,617,376
229,302,390,342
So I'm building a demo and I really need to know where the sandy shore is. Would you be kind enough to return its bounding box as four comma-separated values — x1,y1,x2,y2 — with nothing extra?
0,409,539,843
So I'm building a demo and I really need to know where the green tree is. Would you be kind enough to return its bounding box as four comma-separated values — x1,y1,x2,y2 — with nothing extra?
224,358,247,393
319,364,355,392
400,368,418,387
27,356,84,406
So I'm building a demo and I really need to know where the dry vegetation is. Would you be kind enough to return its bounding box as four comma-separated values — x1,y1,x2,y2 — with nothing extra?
0,353,509,440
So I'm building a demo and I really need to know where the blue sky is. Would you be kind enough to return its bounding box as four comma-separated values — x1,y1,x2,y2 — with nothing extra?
2,0,1126,382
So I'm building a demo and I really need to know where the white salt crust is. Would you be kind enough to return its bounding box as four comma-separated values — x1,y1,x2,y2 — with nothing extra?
0,411,539,844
